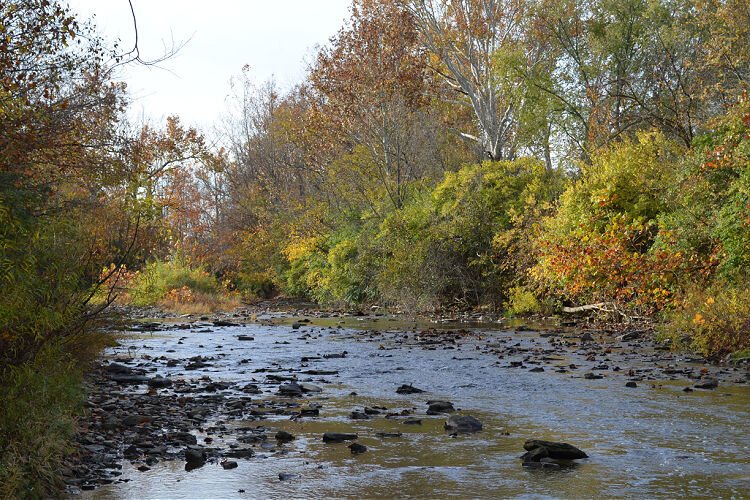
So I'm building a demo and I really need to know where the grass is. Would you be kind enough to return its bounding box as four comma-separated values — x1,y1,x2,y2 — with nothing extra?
0,334,105,498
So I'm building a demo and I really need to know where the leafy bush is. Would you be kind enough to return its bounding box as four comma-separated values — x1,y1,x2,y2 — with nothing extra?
660,284,750,360
0,345,86,497
126,256,234,312
533,132,689,313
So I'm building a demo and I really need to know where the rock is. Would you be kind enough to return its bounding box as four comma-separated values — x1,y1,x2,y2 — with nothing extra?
105,362,133,374
298,382,323,393
291,322,302,329
529,367,545,372
396,384,425,394
147,376,172,388
109,374,152,384
221,460,239,470
522,439,588,461
120,415,147,427
225,448,255,459
137,465,150,472
322,432,358,443
323,352,347,359
402,418,422,425
168,432,197,445
185,447,207,466
376,432,403,438
444,415,483,433
427,401,455,414
275,431,295,443
584,372,603,380
279,472,298,481
350,411,371,420
299,407,320,417
625,381,638,388
213,320,237,327
123,445,140,459
237,335,254,341
278,382,304,397
695,378,718,390
349,442,367,454
580,332,595,343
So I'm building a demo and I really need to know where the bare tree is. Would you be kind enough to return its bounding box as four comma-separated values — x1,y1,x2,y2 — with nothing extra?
407,0,526,160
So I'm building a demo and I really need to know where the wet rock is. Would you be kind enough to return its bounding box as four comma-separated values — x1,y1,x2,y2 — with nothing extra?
148,376,172,388
291,322,302,329
322,432,358,443
396,384,425,394
529,367,545,373
275,431,295,443
240,383,262,394
695,379,718,390
225,448,255,459
584,372,603,380
184,447,206,469
237,335,254,341
376,432,403,438
137,465,150,472
221,460,239,470
625,381,638,388
168,432,197,445
403,418,422,425
299,407,320,417
444,415,483,433
298,382,323,393
522,439,588,461
213,320,237,327
427,401,455,414
278,382,304,397
279,472,298,481
105,362,134,374
109,374,152,384
323,352,347,359
349,442,367,454
350,411,371,420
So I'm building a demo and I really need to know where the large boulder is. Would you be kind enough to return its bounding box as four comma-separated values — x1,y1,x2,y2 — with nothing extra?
444,415,483,433
521,439,588,462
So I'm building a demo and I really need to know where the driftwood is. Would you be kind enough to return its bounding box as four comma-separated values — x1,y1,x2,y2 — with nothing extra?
562,303,612,314
562,302,646,323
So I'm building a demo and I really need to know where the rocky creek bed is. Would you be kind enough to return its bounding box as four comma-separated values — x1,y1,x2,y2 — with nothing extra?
64,308,750,498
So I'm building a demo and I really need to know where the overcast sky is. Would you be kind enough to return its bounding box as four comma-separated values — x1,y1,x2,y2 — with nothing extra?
66,0,351,129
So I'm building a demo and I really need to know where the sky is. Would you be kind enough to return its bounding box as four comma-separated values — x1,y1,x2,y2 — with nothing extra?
66,0,351,129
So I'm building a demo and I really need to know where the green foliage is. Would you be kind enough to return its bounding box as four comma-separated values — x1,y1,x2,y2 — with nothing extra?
505,286,541,316
660,283,750,360
279,158,565,310
0,344,87,498
533,132,689,312
127,257,222,307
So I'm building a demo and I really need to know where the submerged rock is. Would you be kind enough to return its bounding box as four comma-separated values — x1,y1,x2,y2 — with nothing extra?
444,415,483,433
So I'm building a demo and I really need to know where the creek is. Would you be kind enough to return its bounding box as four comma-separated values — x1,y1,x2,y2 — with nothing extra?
80,314,750,499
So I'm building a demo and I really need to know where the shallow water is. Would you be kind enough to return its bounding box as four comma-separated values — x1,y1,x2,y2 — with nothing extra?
88,318,750,499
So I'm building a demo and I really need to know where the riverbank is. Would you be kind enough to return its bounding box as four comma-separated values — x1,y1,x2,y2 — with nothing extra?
64,306,749,497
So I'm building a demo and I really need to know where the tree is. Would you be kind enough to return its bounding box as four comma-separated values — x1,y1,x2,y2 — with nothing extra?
407,0,527,160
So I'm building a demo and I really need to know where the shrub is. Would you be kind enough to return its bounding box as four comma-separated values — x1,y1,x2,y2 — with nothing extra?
533,132,689,313
660,283,750,360
126,256,235,312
